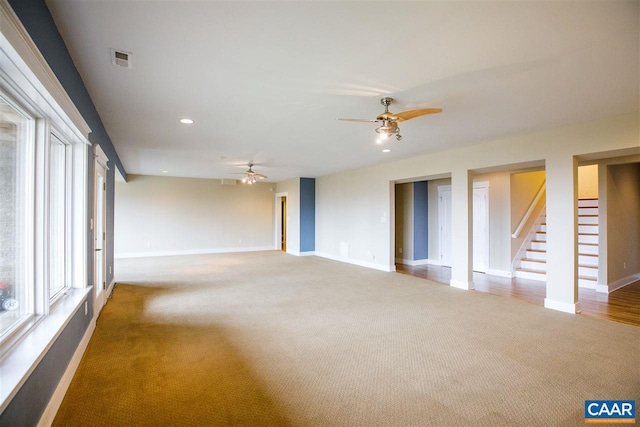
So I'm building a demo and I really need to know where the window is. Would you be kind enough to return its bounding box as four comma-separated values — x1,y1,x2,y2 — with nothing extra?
49,133,69,302
0,87,88,346
0,95,32,340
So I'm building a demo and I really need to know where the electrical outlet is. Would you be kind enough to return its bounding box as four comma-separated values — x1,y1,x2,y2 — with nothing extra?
84,301,88,315
623,262,627,269
399,248,403,254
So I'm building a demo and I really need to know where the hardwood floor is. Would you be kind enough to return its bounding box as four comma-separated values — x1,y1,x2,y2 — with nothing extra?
396,264,640,327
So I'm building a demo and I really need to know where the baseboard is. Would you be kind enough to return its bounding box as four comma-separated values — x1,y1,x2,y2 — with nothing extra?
544,298,581,314
106,279,115,299
315,252,394,272
596,273,640,294
486,269,512,278
115,246,275,259
38,317,97,427
395,258,430,266
450,279,474,290
427,259,443,266
298,251,316,257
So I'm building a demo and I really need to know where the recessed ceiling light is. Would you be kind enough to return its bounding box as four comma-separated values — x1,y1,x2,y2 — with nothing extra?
179,118,193,124
162,170,169,173
382,149,391,153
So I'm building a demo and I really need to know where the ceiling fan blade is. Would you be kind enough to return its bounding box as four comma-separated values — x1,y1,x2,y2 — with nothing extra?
337,118,381,123
392,108,442,122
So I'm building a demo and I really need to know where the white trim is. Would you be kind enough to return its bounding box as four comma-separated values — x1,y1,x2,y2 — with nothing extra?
449,279,474,290
298,251,316,257
315,252,395,272
544,298,581,314
596,273,640,294
0,1,91,141
396,258,431,266
37,316,96,427
274,192,288,250
115,246,275,259
486,268,512,278
106,278,116,298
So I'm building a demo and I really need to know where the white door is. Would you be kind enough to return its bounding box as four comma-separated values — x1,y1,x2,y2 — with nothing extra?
473,184,489,273
438,186,452,267
94,145,109,316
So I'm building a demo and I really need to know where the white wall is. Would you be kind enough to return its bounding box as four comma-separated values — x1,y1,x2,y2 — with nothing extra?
115,175,275,257
315,113,639,311
606,162,640,285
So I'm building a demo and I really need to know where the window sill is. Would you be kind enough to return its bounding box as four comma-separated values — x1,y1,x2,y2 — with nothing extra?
0,287,91,413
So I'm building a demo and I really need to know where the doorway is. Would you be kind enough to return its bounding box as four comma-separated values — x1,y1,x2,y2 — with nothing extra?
93,145,108,316
281,196,287,251
275,192,288,252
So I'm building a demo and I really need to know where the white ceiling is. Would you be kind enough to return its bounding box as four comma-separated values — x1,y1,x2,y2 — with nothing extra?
45,1,639,182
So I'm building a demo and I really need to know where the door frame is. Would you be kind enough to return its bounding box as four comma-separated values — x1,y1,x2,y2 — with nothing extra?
438,185,452,267
472,181,490,273
274,192,288,252
93,144,108,317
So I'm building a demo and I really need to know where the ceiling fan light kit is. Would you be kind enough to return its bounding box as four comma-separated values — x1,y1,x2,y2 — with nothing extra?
239,163,267,185
339,97,441,144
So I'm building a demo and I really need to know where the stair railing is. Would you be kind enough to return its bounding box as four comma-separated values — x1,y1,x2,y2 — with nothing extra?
512,180,546,238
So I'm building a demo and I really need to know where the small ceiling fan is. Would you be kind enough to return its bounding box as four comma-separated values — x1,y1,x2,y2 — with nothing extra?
338,97,442,142
238,163,267,184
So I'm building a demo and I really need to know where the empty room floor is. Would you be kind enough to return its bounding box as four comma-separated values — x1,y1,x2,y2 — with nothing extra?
396,264,640,327
53,252,639,426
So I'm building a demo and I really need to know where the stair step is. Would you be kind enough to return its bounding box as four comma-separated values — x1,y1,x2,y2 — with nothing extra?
578,215,598,225
579,243,598,255
578,253,598,266
579,276,597,289
515,268,546,281
579,264,598,278
578,224,598,234
539,224,547,232
578,199,598,208
579,207,598,216
526,249,546,261
535,232,547,241
578,234,599,244
521,259,546,270
531,241,547,250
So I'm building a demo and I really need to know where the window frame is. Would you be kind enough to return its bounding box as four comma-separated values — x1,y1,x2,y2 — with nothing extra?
0,3,92,413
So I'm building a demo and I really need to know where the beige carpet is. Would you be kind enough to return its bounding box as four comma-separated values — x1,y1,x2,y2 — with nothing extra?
53,251,639,426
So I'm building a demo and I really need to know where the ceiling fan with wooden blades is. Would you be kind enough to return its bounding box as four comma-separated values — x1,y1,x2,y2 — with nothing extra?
240,163,267,184
338,97,442,142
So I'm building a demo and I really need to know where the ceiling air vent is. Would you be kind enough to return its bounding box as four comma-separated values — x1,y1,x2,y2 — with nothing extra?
110,49,132,68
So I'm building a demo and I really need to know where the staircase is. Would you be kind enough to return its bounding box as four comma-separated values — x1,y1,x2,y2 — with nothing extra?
514,199,599,288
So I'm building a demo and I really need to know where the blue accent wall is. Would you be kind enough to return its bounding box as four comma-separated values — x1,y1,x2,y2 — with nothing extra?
300,178,316,252
413,181,428,260
0,299,91,427
2,0,121,424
